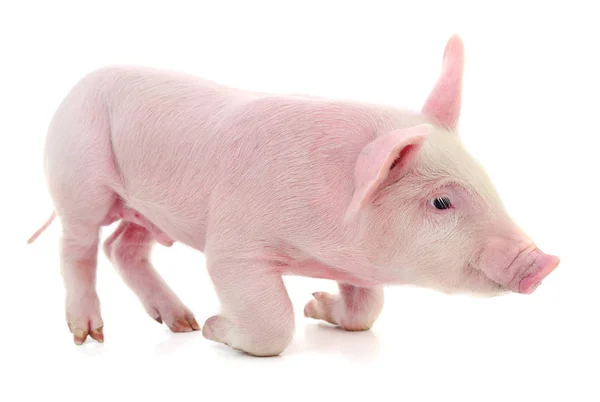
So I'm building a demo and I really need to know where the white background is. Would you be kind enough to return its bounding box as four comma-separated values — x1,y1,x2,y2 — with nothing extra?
1,1,598,401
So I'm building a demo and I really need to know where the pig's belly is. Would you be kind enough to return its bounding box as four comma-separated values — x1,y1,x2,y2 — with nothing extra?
284,260,377,288
107,190,209,252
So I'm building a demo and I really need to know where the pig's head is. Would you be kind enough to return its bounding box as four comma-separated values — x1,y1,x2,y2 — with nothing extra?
346,34,559,296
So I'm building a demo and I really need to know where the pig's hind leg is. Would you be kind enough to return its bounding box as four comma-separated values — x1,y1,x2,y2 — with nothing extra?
304,283,384,331
43,79,123,344
52,189,118,345
104,221,200,332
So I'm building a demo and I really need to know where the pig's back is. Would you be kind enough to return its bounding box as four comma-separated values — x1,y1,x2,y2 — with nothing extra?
84,66,426,254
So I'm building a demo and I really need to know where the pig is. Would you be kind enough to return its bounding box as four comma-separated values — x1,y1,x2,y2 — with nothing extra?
28,34,559,356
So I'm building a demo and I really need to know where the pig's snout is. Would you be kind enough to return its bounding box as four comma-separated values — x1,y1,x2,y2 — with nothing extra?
514,250,560,294
480,236,560,294
501,246,560,294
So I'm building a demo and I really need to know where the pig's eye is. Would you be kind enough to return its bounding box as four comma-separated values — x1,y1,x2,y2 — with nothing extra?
431,196,452,210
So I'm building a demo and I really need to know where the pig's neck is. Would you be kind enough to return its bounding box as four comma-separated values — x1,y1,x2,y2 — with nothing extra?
292,105,426,286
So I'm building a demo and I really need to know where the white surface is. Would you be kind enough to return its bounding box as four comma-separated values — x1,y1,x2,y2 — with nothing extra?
1,1,598,401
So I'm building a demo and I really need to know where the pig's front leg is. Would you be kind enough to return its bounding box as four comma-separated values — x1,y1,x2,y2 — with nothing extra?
201,257,295,357
304,283,384,331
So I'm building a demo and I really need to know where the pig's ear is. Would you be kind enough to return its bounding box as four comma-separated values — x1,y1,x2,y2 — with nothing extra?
421,34,465,131
346,124,431,218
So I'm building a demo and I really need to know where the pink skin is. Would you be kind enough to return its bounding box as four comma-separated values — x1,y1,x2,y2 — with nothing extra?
28,34,559,356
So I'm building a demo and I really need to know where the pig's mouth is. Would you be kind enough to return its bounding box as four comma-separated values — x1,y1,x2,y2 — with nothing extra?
466,263,507,295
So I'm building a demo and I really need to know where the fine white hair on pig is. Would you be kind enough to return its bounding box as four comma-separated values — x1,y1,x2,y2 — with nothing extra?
28,34,559,356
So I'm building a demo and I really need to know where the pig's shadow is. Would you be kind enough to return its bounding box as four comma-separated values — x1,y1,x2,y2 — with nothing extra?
153,328,203,355
285,322,382,362
150,322,381,361
75,341,105,358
